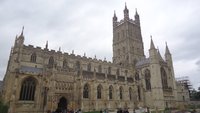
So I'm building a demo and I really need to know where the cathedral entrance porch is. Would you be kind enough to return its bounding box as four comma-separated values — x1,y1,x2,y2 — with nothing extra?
57,97,68,112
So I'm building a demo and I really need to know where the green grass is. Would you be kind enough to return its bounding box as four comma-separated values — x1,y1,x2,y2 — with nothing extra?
83,111,100,113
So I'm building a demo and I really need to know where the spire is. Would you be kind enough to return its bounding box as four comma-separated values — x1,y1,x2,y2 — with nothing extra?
45,41,48,49
135,8,140,25
19,26,24,39
165,42,171,55
59,47,61,52
20,26,24,36
123,2,129,20
135,8,139,16
125,2,128,10
114,10,116,17
94,55,97,59
150,36,156,49
113,10,117,21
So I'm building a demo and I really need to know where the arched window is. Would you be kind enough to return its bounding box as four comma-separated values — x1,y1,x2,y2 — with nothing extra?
63,59,68,68
119,86,123,100
30,53,37,63
76,61,80,70
109,85,113,99
129,87,132,100
161,67,168,89
125,70,128,76
98,65,102,73
145,69,151,90
108,67,111,75
87,63,91,71
83,84,89,98
48,56,54,68
137,86,141,101
97,84,103,99
20,77,36,101
135,72,139,81
116,68,120,76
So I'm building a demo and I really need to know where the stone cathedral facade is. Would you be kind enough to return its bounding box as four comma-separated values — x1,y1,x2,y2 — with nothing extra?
2,4,186,113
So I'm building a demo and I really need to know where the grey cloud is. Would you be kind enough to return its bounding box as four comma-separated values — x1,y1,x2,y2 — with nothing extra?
0,0,200,89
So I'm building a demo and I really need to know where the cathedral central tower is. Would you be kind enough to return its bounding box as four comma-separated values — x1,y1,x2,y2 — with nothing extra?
112,5,145,66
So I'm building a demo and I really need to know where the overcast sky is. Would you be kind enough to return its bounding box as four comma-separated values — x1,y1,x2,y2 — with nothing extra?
0,0,200,89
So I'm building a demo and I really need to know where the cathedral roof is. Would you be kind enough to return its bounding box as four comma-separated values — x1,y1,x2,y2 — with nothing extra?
135,58,150,67
20,66,43,74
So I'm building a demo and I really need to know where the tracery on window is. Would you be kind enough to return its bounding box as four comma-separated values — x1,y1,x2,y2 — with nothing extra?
109,85,113,99
145,69,151,90
30,52,37,63
161,67,168,89
48,56,54,68
20,77,36,101
83,83,89,98
97,84,103,99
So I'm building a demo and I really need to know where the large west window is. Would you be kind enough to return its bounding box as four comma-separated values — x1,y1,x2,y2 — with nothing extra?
20,77,36,101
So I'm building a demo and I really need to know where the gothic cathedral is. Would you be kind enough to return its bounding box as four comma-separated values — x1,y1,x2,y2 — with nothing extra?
2,4,186,113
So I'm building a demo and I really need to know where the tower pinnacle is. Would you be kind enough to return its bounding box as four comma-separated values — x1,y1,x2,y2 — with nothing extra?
18,26,25,39
134,8,140,25
150,36,156,49
45,41,48,49
165,42,171,55
113,10,117,21
21,26,24,36
123,2,129,20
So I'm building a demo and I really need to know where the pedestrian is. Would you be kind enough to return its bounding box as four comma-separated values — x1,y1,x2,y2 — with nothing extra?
100,109,103,113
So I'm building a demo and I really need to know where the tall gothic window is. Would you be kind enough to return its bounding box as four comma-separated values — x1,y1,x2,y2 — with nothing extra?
109,85,113,99
87,63,91,71
137,86,141,101
20,77,36,101
76,61,80,70
83,84,89,98
161,67,168,89
116,68,120,76
119,86,123,100
97,84,102,99
98,65,102,73
135,72,139,81
30,52,37,63
48,56,54,68
125,70,128,76
145,69,151,90
108,67,111,75
129,87,132,100
63,59,68,68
